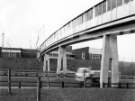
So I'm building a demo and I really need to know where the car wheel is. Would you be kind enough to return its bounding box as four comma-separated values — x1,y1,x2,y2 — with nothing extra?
85,78,92,87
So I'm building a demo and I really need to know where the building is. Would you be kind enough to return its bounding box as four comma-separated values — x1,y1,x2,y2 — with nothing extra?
89,48,102,70
0,47,42,71
43,46,102,72
0,47,37,58
72,47,89,60
0,47,21,58
72,47,102,70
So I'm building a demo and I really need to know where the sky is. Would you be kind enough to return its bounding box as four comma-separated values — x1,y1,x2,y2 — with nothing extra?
0,0,102,48
0,0,135,62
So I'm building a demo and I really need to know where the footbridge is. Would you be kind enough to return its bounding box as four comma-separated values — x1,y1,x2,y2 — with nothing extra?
39,0,135,88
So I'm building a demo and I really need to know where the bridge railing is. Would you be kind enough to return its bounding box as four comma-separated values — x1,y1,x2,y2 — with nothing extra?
40,0,135,53
0,69,135,89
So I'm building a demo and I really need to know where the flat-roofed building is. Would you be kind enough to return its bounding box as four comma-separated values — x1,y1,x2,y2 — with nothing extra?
0,47,37,58
0,47,42,71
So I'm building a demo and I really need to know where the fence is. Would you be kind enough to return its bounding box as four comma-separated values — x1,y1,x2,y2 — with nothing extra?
0,69,135,88
0,69,135,101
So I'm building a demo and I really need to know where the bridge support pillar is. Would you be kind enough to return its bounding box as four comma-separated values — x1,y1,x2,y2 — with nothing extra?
63,50,67,73
100,35,119,88
43,54,50,72
43,55,47,72
47,55,50,72
57,47,67,74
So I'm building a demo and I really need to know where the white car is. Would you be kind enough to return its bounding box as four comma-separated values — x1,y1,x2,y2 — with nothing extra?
75,67,94,81
75,67,113,86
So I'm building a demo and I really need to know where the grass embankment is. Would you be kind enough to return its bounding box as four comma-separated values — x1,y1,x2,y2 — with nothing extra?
0,88,135,101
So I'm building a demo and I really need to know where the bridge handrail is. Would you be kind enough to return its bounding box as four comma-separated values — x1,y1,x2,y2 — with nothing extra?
40,0,134,52
39,0,104,50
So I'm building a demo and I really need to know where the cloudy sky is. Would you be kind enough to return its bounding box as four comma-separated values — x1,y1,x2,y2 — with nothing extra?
0,0,135,62
0,0,101,48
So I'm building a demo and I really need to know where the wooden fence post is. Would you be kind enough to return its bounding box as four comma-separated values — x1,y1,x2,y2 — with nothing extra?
118,83,121,88
8,69,11,94
83,71,86,88
126,83,129,88
37,77,41,101
108,77,111,87
80,81,83,88
62,81,64,88
18,81,21,89
48,80,50,88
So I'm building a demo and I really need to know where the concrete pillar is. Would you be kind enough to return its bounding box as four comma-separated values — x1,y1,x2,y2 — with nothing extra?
110,35,119,87
57,47,63,74
57,46,67,74
100,35,119,88
43,54,50,72
63,49,67,74
100,35,110,88
43,54,47,72
47,56,50,72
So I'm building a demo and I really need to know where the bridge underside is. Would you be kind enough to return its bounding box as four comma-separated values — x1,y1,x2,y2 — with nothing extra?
42,18,135,88
41,15,135,88
41,15,135,54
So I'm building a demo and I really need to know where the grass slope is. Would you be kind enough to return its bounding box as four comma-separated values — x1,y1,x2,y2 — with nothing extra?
0,88,135,101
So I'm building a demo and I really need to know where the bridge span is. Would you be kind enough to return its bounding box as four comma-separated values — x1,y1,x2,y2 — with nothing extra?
39,0,135,88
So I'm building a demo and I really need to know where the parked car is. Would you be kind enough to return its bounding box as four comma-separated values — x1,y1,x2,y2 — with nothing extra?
75,67,112,85
75,67,94,81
